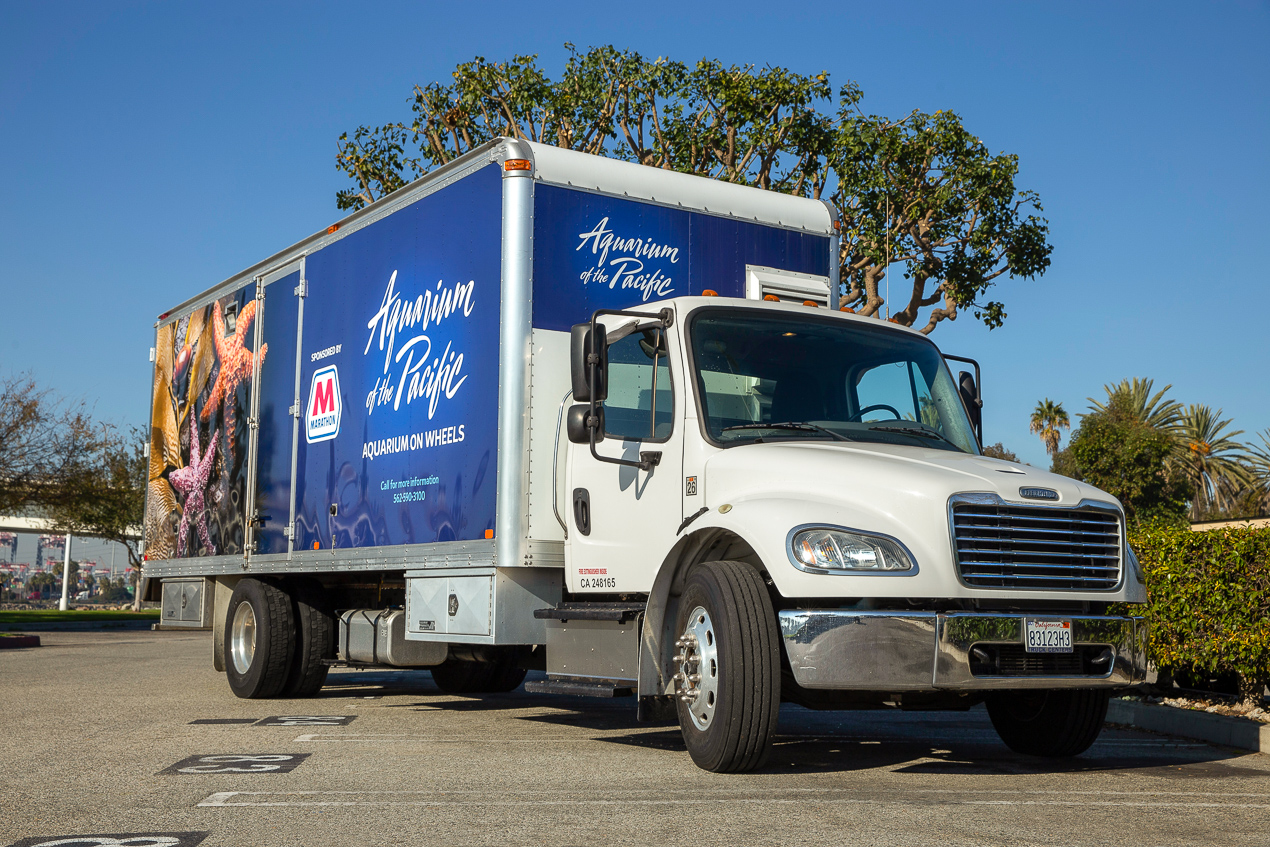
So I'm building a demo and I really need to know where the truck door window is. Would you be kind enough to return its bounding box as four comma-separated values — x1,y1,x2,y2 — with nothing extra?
603,327,673,442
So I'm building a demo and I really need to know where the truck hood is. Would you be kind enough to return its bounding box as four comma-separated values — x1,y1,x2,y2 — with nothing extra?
697,440,1131,601
704,440,1115,511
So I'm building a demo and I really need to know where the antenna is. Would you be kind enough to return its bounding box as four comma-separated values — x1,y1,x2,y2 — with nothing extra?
885,193,891,320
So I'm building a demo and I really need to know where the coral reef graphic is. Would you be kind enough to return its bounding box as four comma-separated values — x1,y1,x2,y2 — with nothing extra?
147,288,266,559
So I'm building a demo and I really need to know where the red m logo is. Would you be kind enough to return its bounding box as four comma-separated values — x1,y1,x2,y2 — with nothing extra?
312,378,335,416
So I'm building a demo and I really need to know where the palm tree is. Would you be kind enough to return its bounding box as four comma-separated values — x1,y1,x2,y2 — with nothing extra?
1030,399,1070,456
1175,404,1252,519
1087,377,1182,433
1246,429,1270,515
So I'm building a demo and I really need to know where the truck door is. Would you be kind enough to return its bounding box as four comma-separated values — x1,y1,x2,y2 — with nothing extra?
245,260,304,559
564,316,685,594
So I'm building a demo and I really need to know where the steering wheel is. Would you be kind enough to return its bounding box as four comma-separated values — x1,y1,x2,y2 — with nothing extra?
848,403,902,422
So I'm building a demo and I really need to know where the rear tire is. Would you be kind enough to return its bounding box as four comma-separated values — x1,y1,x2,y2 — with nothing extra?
281,577,334,697
225,578,295,699
987,689,1110,757
430,649,527,694
673,561,780,773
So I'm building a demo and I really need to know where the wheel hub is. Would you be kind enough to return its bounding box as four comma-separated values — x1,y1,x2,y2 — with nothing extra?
230,601,257,675
674,605,719,730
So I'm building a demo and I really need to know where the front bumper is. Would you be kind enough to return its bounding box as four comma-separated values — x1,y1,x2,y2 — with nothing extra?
779,611,1146,691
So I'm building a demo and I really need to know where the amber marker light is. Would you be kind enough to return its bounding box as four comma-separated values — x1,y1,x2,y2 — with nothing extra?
803,300,819,307
702,289,719,297
312,541,320,550
326,224,339,234
763,294,780,302
504,159,532,171
485,529,495,539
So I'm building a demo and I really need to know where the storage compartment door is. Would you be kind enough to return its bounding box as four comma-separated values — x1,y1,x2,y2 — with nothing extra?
247,262,303,556
445,576,492,636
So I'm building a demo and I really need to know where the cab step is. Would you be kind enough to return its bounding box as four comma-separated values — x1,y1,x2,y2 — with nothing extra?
524,676,635,698
533,602,646,623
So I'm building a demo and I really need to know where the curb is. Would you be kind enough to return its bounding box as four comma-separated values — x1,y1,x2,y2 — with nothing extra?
0,635,41,649
0,620,158,632
1108,697,1270,753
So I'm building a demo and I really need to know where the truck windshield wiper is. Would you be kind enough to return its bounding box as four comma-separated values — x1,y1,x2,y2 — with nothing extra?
866,423,957,447
721,422,853,443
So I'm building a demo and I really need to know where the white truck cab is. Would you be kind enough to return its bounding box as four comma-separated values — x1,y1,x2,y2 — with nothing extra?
558,295,1145,770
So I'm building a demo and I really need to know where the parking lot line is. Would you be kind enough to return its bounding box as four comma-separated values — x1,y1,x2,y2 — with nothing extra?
198,786,1270,809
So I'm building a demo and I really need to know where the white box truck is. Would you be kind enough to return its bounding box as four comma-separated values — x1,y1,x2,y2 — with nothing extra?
142,138,1146,772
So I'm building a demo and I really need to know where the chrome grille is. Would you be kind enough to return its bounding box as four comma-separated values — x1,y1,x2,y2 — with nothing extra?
951,501,1121,590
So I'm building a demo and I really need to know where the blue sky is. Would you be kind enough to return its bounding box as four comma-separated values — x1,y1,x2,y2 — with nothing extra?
1,1,1266,469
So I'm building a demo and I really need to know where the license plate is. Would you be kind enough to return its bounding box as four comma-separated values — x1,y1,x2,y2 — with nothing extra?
1024,618,1073,653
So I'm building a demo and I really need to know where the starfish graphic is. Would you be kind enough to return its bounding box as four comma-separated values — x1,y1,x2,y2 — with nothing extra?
200,299,267,455
170,422,219,556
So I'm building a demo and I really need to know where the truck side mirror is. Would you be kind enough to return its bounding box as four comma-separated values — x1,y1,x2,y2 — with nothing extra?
566,403,604,444
570,323,608,403
959,370,982,434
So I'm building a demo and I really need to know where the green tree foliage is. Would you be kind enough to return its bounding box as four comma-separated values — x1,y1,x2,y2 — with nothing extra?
1029,398,1069,457
1130,523,1270,705
1049,445,1080,480
334,45,1052,335
981,442,1020,463
1067,395,1188,524
26,571,56,598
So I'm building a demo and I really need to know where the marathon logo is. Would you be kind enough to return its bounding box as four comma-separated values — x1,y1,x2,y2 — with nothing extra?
306,365,342,443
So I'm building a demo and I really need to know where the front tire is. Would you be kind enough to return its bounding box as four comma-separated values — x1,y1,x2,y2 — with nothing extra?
673,561,780,773
225,578,295,699
987,689,1110,757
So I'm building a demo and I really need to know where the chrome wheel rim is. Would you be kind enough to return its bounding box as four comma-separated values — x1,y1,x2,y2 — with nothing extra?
230,601,257,675
675,605,719,731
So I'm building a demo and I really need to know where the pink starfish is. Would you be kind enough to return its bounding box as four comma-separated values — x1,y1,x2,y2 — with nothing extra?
170,422,218,556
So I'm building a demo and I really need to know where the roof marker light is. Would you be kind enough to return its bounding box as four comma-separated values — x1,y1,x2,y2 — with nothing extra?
803,300,818,308
504,159,532,171
763,294,780,302
702,289,719,297
326,224,339,234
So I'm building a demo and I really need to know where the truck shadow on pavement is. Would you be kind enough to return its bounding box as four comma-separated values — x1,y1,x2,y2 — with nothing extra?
313,677,1269,780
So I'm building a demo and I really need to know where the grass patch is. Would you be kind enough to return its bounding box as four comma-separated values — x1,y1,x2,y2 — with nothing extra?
0,609,160,624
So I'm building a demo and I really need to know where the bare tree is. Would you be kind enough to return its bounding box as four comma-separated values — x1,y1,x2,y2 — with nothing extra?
0,374,96,514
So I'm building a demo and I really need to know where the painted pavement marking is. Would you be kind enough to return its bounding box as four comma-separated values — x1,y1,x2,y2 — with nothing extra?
158,754,310,775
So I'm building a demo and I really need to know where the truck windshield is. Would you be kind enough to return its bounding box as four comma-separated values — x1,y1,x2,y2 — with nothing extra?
688,308,979,454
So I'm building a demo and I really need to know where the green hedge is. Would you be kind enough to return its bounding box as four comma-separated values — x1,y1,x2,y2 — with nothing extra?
1128,523,1270,701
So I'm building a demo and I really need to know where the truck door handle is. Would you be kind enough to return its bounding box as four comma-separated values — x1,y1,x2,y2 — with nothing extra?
572,488,591,536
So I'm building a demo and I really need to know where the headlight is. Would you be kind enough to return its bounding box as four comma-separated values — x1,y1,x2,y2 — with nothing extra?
789,527,916,573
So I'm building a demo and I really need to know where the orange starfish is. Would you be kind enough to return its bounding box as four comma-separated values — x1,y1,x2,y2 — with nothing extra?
200,299,267,455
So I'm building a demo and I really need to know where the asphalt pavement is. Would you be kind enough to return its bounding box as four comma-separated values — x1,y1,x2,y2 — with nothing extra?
2,630,1268,846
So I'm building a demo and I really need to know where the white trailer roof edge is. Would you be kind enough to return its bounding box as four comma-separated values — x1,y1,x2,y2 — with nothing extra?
157,136,838,326
524,140,836,236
